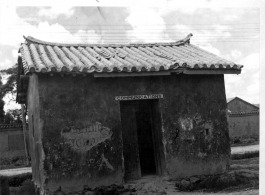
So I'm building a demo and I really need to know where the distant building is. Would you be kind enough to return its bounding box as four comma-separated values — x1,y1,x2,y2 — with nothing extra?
0,124,29,169
227,97,259,138
17,34,243,194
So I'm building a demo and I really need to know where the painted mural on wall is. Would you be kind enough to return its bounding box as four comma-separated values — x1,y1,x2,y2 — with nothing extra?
61,122,112,153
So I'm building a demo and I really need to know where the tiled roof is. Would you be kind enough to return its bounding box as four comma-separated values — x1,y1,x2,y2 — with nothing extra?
0,124,23,129
19,34,243,75
0,124,25,132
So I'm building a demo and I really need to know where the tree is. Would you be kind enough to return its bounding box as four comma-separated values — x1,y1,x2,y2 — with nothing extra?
3,109,23,124
0,99,4,123
0,64,18,99
0,75,5,123
0,63,22,124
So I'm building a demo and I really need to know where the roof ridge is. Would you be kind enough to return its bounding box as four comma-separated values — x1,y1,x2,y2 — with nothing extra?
23,33,193,48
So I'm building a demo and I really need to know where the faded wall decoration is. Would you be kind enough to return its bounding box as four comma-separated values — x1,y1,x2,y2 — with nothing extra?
179,118,193,131
61,122,112,153
179,118,194,141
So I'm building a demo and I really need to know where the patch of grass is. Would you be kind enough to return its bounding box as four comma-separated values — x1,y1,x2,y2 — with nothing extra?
231,151,259,160
200,173,246,191
230,136,259,147
230,164,259,171
176,172,254,192
0,173,32,187
0,179,10,195
231,157,259,165
176,157,260,192
9,179,35,195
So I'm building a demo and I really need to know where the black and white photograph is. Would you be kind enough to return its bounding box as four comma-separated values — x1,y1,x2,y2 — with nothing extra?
0,1,263,194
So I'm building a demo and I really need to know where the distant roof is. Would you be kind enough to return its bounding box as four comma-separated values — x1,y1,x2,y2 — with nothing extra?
19,33,243,75
227,97,259,110
226,97,236,103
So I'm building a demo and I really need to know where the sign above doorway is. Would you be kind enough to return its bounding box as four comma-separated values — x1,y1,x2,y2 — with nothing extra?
115,94,163,101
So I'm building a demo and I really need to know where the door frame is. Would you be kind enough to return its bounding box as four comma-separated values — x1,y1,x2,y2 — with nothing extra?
119,99,165,179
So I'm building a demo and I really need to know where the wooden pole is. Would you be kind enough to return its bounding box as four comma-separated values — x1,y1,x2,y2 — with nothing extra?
21,104,30,166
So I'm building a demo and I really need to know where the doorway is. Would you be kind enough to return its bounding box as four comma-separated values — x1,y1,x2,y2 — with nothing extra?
120,100,164,180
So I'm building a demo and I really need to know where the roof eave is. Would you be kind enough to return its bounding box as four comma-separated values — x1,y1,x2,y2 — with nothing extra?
182,69,241,75
22,68,241,77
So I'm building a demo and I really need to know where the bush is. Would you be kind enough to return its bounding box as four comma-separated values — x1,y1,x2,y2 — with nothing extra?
230,136,259,147
176,172,254,192
13,179,35,195
0,173,32,187
0,179,10,195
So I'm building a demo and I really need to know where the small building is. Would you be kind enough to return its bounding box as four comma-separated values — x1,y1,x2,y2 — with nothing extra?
16,34,243,194
227,97,259,138
0,124,29,169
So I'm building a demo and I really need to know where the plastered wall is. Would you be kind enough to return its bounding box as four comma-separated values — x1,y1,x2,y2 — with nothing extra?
28,73,230,194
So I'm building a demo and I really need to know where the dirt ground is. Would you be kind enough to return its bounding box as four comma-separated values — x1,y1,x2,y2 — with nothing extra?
4,145,259,195
125,156,259,195
6,157,259,195
181,157,259,195
170,189,259,195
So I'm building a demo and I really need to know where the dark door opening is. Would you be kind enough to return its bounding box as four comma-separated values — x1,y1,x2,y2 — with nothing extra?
136,102,156,175
120,100,164,180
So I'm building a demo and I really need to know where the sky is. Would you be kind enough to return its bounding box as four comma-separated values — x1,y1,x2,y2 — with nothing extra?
0,1,261,111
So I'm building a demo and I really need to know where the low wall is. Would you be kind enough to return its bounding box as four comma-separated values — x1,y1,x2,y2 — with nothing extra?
228,112,259,138
0,124,28,170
